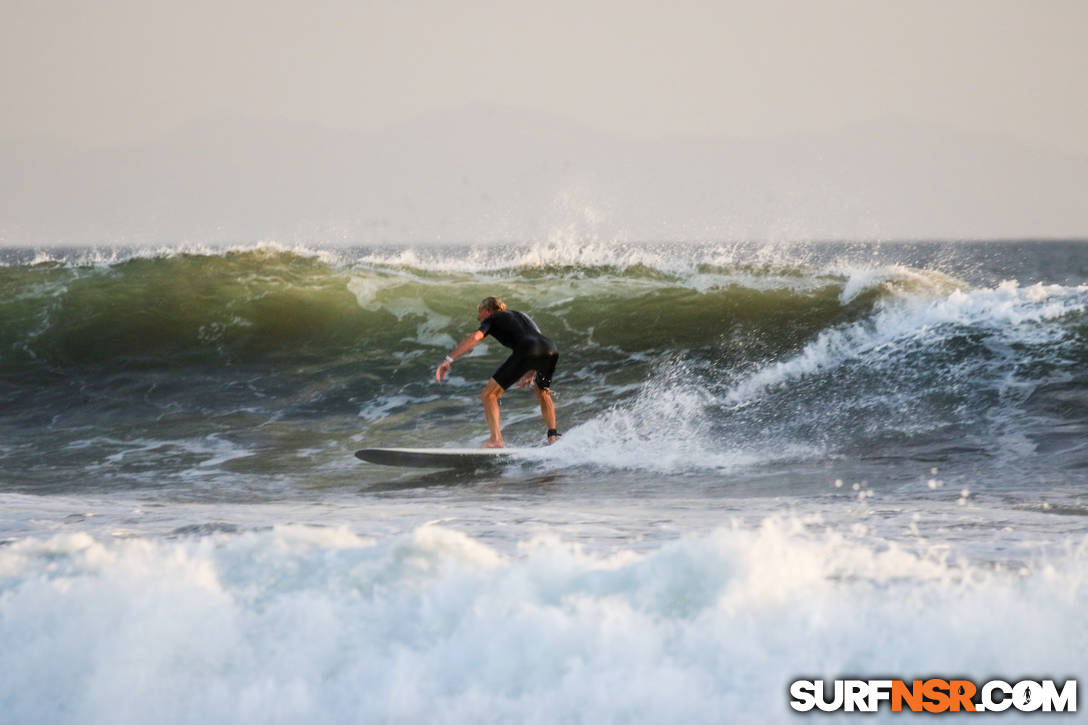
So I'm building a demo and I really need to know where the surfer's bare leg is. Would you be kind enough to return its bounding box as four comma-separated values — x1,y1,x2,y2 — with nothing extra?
535,385,559,444
480,378,505,448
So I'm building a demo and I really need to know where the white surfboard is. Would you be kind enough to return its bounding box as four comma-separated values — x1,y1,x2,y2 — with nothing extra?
355,447,523,469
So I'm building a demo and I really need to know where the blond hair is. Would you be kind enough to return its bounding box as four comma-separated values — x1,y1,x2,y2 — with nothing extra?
478,296,507,313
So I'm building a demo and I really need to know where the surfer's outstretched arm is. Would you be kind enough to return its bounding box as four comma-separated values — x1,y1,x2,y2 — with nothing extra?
436,330,485,381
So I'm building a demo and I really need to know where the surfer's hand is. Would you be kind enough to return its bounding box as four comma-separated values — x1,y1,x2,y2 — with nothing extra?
436,360,451,382
516,370,536,388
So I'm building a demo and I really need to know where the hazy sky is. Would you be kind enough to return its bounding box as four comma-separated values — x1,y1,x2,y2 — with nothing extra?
3,0,1087,155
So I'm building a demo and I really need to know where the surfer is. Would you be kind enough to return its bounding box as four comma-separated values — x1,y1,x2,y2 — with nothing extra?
436,296,559,448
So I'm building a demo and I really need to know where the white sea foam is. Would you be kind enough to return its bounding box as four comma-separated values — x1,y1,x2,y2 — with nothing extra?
346,238,834,281
0,521,1084,724
358,394,441,422
540,358,818,473
725,280,1087,407
3,241,352,269
79,435,254,471
5,238,796,275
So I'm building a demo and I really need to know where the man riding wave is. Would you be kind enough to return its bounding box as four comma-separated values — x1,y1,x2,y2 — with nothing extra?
435,296,559,448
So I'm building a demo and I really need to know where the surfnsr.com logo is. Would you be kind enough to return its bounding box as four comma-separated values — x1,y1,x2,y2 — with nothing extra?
789,679,1077,713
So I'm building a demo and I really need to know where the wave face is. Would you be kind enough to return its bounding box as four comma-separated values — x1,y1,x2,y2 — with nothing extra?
1,241,1086,493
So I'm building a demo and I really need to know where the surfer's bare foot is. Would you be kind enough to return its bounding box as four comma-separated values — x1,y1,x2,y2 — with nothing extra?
547,434,560,445
481,439,505,449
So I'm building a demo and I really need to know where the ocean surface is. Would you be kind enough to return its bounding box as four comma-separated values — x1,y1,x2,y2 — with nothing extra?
1,239,1086,722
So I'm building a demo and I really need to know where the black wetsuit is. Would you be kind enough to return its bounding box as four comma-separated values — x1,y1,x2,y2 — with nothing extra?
478,310,559,390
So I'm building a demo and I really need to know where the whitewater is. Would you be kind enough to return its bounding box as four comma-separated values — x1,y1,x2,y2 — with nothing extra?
1,239,1086,723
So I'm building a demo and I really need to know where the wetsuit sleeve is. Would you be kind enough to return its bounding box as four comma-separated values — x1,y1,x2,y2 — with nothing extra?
477,318,492,337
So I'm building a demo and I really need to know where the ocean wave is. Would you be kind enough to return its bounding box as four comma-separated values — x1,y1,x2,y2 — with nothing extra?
2,244,1086,474
0,244,967,368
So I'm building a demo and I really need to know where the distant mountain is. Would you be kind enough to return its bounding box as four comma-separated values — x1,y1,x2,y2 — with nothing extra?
1,108,1086,245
